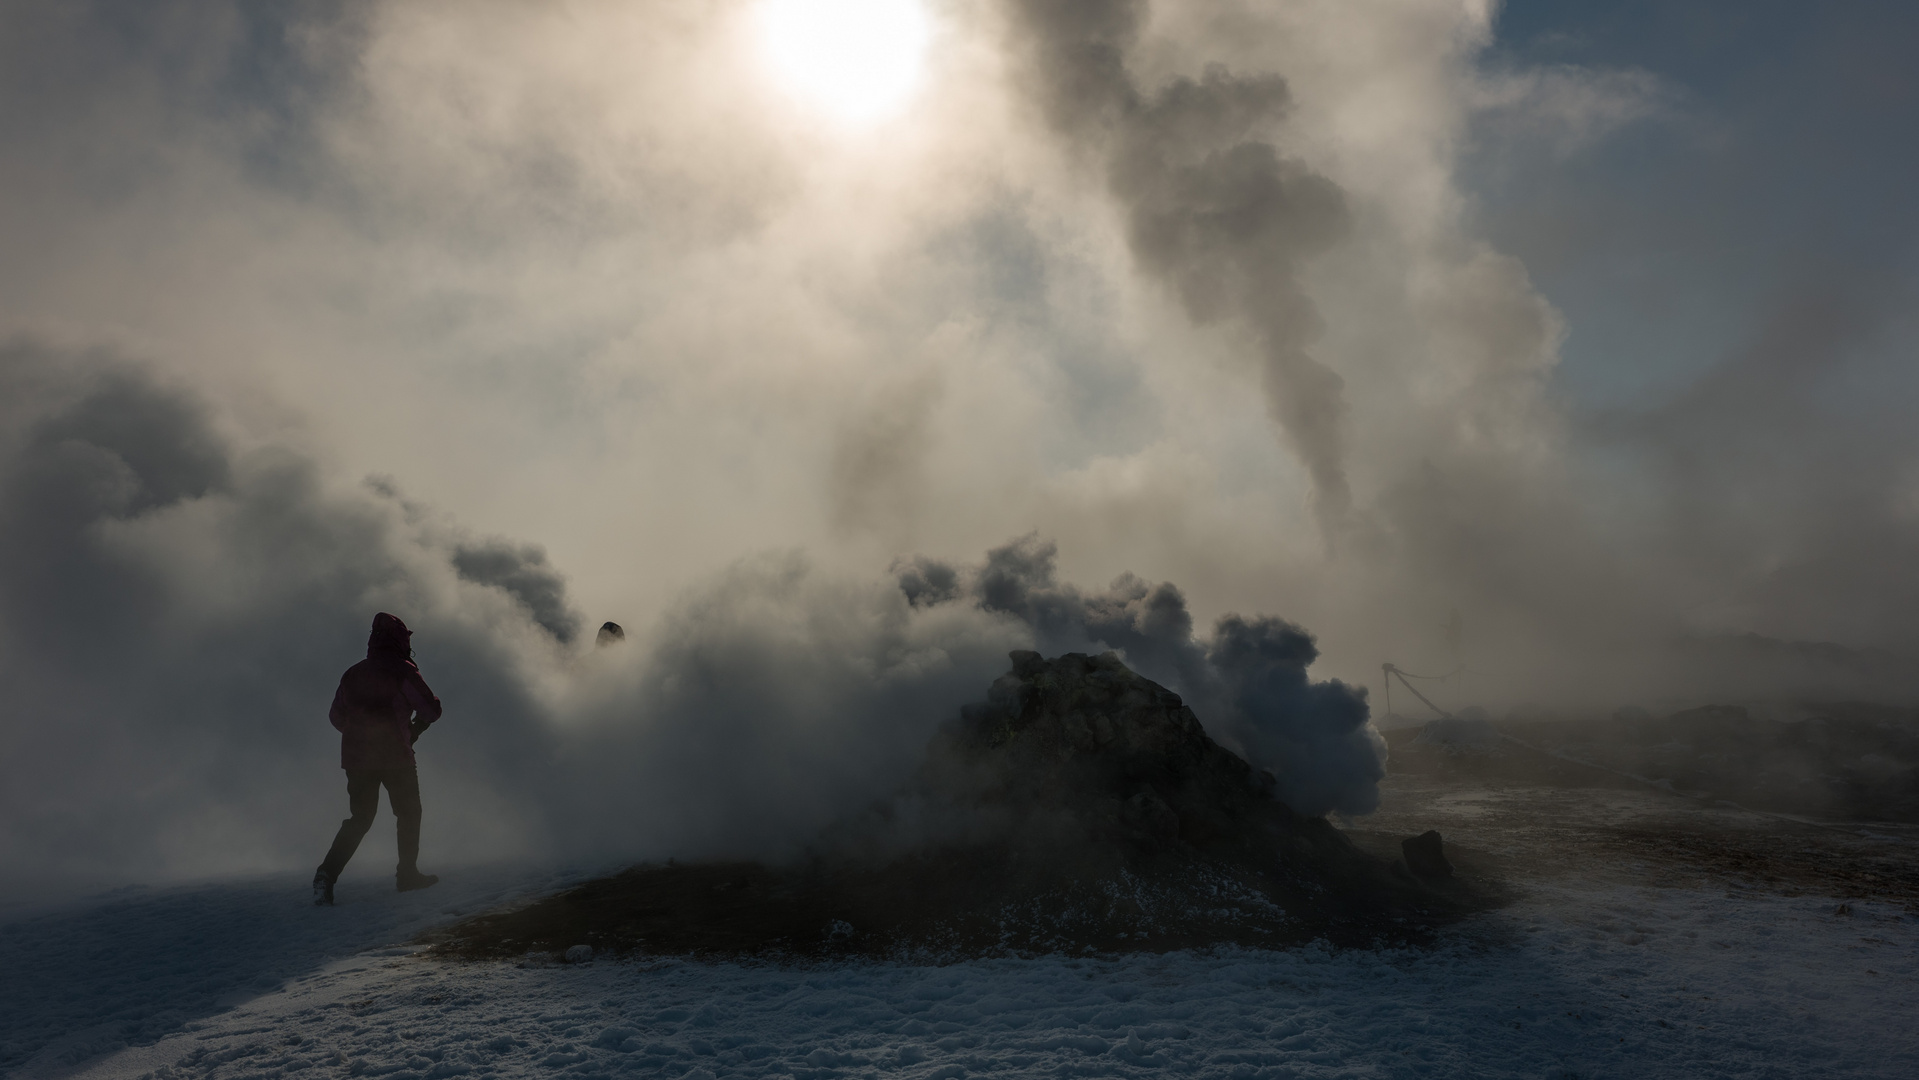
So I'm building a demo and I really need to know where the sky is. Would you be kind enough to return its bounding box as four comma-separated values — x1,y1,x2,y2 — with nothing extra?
2,0,1916,892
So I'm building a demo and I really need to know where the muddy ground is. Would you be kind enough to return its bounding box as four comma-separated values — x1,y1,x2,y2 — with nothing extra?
1354,734,1919,912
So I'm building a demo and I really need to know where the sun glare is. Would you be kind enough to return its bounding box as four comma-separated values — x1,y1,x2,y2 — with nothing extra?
755,0,932,125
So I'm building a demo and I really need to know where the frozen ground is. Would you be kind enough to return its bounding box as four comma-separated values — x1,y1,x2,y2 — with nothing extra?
0,865,599,1078
6,780,1917,1080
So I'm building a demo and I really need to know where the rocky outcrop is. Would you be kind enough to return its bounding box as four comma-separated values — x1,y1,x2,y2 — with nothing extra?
920,650,1278,851
431,650,1481,962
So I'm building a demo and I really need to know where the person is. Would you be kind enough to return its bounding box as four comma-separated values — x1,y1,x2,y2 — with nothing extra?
313,612,444,905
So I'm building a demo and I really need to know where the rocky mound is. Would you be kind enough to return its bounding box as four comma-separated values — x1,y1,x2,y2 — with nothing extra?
427,652,1482,962
925,649,1278,848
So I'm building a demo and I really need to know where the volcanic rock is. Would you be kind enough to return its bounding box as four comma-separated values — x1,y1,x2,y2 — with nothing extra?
919,649,1278,850
429,651,1480,962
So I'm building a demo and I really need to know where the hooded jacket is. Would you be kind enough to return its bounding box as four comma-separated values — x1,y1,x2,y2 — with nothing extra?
329,613,443,772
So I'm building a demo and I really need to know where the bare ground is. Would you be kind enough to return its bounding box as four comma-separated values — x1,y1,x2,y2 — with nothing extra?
1353,737,1919,912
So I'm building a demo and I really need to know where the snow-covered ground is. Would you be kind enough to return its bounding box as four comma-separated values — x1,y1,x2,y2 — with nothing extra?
0,865,597,1079
7,788,1918,1080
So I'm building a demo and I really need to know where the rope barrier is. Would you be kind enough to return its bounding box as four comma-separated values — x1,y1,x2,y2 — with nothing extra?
1384,663,1462,682
1380,662,1456,720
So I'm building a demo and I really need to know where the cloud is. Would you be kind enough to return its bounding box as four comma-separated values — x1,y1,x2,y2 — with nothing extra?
1469,63,1674,159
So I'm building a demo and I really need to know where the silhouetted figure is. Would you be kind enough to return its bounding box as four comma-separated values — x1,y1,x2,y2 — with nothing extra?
313,612,444,905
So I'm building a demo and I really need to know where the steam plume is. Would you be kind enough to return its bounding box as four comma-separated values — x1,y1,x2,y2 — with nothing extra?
451,540,581,644
1002,0,1355,535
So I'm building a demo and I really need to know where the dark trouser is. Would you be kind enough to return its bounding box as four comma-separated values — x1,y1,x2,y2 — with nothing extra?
318,765,423,880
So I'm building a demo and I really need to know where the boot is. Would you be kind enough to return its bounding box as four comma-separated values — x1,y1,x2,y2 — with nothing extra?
396,869,440,893
313,868,336,907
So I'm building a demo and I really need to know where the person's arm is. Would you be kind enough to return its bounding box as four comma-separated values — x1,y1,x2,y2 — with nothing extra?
402,672,443,742
329,683,352,733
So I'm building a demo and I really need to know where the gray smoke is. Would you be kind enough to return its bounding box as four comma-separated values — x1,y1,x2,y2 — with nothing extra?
554,553,1024,863
0,341,560,891
0,340,1028,888
0,335,1384,899
1205,614,1382,818
451,539,581,643
1001,0,1354,534
899,534,1384,816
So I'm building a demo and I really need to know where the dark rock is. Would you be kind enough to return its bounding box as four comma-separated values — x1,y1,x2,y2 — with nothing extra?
595,621,625,646
928,650,1274,850
429,651,1482,961
1123,788,1181,843
1401,830,1453,878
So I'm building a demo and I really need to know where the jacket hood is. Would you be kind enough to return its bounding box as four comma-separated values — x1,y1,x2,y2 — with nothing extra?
367,612,413,660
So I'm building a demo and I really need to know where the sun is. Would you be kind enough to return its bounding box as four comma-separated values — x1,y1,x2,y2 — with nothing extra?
754,0,933,126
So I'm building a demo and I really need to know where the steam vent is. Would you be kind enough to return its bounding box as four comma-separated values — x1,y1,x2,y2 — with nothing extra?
431,651,1480,961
